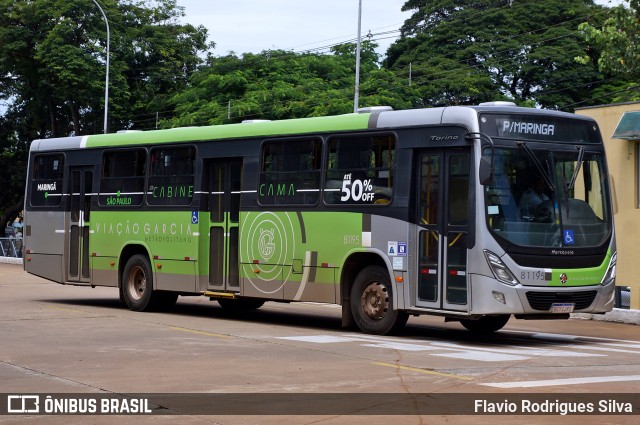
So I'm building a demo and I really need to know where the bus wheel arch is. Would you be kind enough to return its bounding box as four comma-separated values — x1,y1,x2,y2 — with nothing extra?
341,254,408,335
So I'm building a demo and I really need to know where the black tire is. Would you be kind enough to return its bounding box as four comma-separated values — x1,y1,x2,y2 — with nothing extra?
460,315,510,333
350,265,408,335
217,298,265,310
121,254,177,311
118,286,126,306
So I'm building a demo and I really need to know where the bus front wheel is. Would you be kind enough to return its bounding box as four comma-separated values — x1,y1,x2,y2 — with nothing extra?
350,265,408,335
460,315,510,333
121,254,177,311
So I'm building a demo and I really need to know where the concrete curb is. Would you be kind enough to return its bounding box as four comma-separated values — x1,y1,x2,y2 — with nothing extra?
572,309,640,325
0,257,23,265
1,257,638,325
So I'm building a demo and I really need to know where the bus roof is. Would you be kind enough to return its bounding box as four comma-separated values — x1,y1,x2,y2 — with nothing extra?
29,105,595,152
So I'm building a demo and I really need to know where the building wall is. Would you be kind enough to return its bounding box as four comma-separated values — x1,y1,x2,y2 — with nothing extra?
577,103,639,310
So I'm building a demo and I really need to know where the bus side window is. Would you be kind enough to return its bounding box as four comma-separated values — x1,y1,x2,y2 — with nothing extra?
148,146,195,206
258,139,321,205
324,135,395,205
30,154,65,208
99,149,146,206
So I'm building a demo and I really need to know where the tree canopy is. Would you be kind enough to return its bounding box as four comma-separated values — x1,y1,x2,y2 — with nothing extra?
162,42,419,128
0,0,210,138
0,0,210,233
384,0,619,109
577,0,640,102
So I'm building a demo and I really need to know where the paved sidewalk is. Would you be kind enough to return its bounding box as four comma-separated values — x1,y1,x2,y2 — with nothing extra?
572,309,640,325
0,256,23,265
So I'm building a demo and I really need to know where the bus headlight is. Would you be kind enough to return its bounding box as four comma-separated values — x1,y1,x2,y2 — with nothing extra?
600,251,616,286
484,250,520,286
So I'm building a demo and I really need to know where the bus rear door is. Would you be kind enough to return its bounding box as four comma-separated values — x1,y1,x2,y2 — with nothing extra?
415,149,471,312
67,166,93,283
205,158,242,292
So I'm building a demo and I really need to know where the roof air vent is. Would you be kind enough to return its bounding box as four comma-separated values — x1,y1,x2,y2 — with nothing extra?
357,106,393,114
479,101,517,107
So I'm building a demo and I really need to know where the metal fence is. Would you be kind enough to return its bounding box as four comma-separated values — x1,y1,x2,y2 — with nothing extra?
616,286,631,310
0,237,22,258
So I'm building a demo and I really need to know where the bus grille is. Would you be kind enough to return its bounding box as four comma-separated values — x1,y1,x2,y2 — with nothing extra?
525,290,598,311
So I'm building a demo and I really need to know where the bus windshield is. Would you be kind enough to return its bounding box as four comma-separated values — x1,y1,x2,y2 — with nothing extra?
484,145,611,248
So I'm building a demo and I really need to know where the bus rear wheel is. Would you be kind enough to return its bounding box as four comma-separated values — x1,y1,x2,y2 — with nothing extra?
350,265,408,335
121,254,177,311
460,315,510,333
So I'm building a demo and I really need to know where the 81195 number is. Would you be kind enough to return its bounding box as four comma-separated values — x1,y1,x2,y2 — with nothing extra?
521,270,547,281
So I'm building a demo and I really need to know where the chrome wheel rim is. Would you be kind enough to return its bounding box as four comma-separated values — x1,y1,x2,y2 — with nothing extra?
127,266,146,301
360,282,388,320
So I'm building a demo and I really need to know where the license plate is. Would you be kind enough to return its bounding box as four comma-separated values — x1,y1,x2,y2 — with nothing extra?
550,303,575,313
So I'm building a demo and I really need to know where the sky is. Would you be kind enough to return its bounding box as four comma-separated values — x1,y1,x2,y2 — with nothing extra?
176,0,411,56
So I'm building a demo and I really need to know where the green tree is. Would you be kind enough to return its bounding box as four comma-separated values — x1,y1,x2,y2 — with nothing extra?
120,0,211,130
0,0,211,233
163,42,419,127
385,0,613,109
577,1,640,101
0,113,28,236
0,0,209,136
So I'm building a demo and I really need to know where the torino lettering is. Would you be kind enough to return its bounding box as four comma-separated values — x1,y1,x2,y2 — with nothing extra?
502,120,555,136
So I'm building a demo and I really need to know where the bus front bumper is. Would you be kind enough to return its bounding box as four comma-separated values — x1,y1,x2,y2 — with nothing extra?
469,274,616,316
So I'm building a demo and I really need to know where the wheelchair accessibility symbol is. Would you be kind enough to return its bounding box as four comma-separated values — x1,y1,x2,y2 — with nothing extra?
563,229,575,245
191,211,199,224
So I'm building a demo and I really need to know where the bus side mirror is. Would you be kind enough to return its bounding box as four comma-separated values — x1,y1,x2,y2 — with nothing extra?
467,132,495,185
479,156,493,185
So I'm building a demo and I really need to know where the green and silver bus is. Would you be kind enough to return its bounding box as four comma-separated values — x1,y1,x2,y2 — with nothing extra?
23,103,616,334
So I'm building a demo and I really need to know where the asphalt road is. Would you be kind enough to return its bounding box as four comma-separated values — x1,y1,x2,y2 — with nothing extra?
0,263,638,424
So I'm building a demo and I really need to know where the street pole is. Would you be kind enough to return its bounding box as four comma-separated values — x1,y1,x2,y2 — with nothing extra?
353,0,362,113
92,0,110,134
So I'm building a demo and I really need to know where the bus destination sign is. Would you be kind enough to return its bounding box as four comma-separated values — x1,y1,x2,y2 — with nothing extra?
480,114,601,144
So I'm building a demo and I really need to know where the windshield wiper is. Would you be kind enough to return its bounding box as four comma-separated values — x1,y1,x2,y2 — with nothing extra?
567,145,585,191
516,141,556,192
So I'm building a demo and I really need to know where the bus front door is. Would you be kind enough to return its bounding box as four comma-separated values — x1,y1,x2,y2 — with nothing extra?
67,167,93,283
206,159,242,292
415,149,470,312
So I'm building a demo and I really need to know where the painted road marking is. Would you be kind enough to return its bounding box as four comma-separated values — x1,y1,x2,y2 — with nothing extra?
482,375,640,389
431,351,529,362
170,326,232,339
429,341,606,358
281,335,355,344
564,344,640,355
371,362,474,381
47,305,87,314
275,332,638,364
524,331,640,348
361,342,441,352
